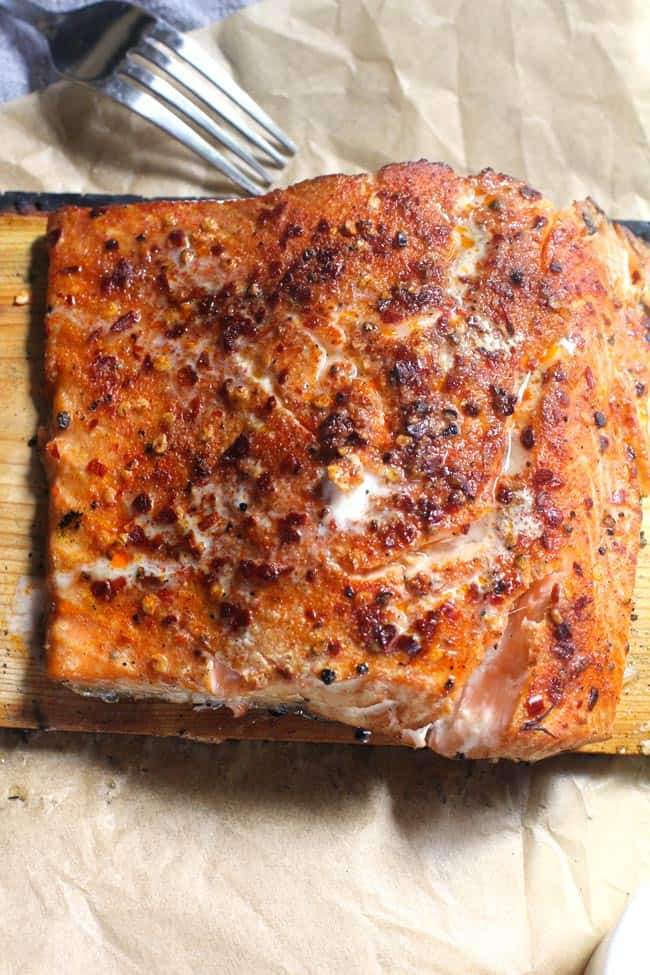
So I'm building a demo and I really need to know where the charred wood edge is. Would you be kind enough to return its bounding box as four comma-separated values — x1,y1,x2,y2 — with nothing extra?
0,192,230,214
0,192,647,243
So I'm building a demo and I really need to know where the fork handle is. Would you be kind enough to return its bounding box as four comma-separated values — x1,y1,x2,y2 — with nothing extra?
0,0,56,32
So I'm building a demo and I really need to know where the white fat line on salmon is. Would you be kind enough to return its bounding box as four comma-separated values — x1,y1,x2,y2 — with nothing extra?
426,573,557,757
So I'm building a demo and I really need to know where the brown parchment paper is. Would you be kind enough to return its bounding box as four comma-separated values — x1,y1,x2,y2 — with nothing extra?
0,2,649,973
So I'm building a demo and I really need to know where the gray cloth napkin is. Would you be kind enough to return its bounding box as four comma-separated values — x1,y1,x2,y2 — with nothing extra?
0,0,251,104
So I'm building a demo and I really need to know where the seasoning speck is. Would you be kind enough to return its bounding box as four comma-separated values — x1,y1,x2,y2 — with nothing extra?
354,728,372,743
594,411,607,428
152,433,168,455
356,662,369,675
320,668,336,685
56,411,71,430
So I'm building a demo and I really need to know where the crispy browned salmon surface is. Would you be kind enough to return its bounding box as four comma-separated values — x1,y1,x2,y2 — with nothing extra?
43,162,650,759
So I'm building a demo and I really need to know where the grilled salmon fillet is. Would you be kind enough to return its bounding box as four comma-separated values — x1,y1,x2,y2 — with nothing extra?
43,162,650,759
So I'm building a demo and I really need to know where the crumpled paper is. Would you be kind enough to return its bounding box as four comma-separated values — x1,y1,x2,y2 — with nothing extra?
0,2,649,973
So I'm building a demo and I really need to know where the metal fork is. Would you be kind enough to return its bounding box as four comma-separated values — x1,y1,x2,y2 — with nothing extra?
0,0,297,196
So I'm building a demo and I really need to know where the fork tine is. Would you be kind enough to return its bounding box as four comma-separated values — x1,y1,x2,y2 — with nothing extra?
100,76,263,197
136,34,286,167
124,57,271,185
148,22,297,157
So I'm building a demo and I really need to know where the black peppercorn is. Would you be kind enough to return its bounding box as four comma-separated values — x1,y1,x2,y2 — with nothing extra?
320,668,336,685
56,411,71,430
354,728,372,743
356,662,369,675
594,411,607,428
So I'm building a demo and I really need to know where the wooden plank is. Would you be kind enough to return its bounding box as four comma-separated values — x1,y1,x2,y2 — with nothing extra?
0,212,648,755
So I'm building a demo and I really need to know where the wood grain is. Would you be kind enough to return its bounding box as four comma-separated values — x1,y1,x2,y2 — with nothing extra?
0,213,648,754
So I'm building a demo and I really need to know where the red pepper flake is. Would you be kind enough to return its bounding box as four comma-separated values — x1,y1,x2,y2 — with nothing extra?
191,454,212,483
278,511,306,544
165,323,187,339
396,634,421,656
574,595,590,616
519,184,542,200
553,620,573,642
86,458,107,477
489,385,517,417
219,601,251,631
415,610,439,641
132,492,153,513
279,223,304,248
255,472,273,495
536,490,563,527
178,365,198,387
584,497,594,511
219,433,250,467
520,425,535,449
239,560,284,583
101,258,133,295
90,578,124,601
156,506,178,525
168,228,186,247
496,483,513,505
572,561,584,577
585,366,596,389
552,641,575,660
526,694,546,718
110,310,140,333
533,468,564,489
463,401,481,417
